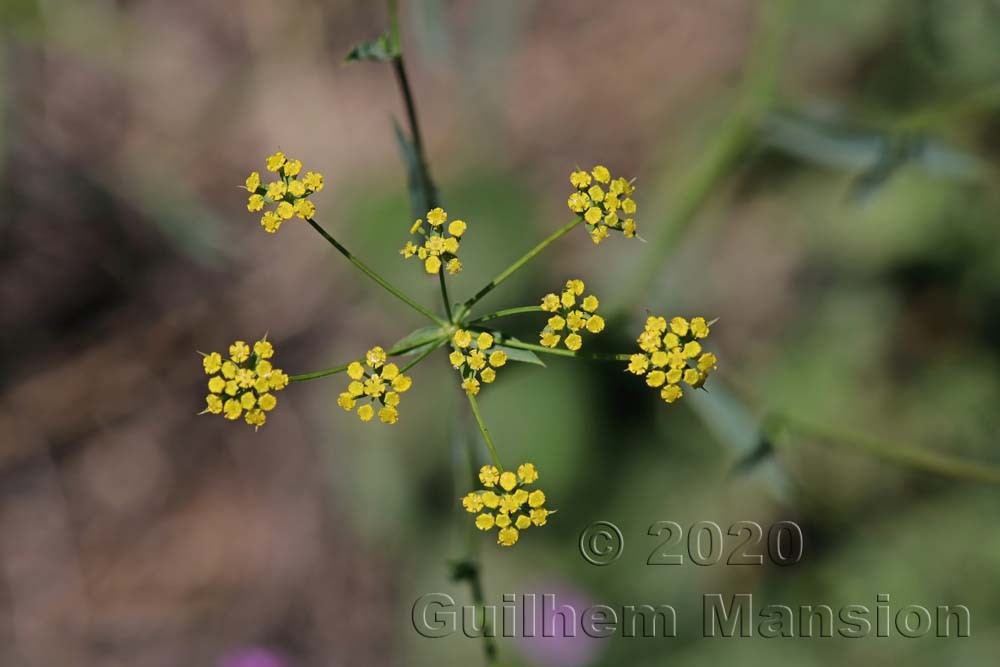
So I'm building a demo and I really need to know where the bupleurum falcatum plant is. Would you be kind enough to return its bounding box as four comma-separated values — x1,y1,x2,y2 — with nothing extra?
196,2,715,663
190,3,1000,663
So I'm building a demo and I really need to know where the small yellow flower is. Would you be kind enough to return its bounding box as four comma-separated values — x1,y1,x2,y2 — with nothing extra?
627,315,717,405
366,346,386,368
661,385,683,403
462,462,551,547
426,207,447,226
463,493,484,513
454,330,472,348
568,165,637,243
498,527,519,546
670,317,689,336
537,279,605,351
479,465,500,487
585,315,605,333
246,153,323,233
540,331,561,348
267,181,287,200
302,171,324,192
567,192,590,212
339,346,412,424
570,170,592,188
294,199,316,220
499,471,517,491
627,354,648,375
690,316,711,339
229,341,250,363
517,463,538,483
698,352,717,372
203,352,223,374
266,152,286,171
402,208,467,276
200,337,290,429
591,165,611,183
246,171,261,192
451,329,507,393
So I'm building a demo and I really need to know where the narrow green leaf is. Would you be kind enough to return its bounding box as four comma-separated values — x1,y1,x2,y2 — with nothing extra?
392,118,433,215
391,325,448,356
493,342,545,367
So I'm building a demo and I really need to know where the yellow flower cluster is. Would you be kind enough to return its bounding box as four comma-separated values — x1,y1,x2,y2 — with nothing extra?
538,279,605,351
245,151,324,234
337,346,413,424
566,165,637,244
201,338,289,429
626,316,717,403
449,329,507,395
462,463,550,547
400,207,467,275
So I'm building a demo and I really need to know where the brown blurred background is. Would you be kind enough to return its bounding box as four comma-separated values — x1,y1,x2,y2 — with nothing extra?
3,1,1000,666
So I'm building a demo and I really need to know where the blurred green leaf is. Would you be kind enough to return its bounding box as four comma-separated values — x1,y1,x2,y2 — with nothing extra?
345,34,397,63
392,118,436,216
760,111,984,190
391,325,447,355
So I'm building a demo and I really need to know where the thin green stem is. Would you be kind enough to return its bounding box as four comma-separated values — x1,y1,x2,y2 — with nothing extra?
458,217,583,318
290,363,350,383
466,393,503,472
469,305,545,324
290,336,447,383
770,412,1000,485
498,338,631,362
391,47,454,322
305,217,446,326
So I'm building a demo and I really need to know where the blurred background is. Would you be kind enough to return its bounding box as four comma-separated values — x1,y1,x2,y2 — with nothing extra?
2,0,1000,665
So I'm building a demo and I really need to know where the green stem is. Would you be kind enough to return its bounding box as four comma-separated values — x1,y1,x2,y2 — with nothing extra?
469,305,545,324
466,393,503,472
770,412,1000,485
457,217,583,318
290,364,350,383
305,217,446,326
390,45,454,322
290,336,447,383
498,338,631,362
